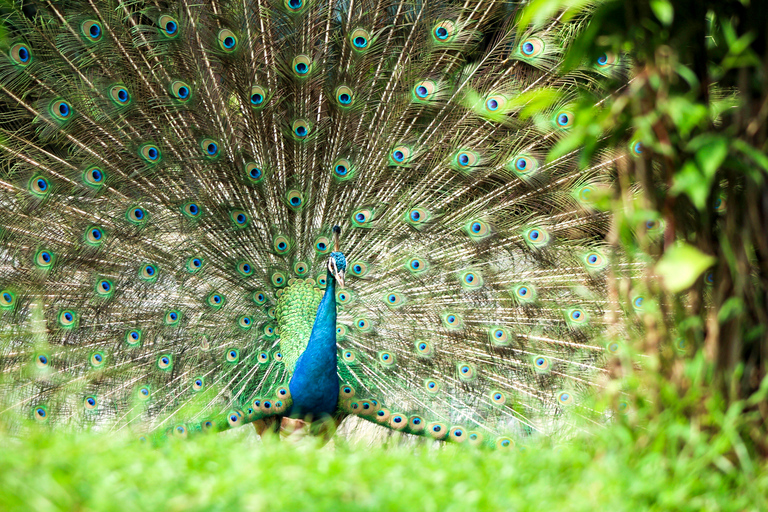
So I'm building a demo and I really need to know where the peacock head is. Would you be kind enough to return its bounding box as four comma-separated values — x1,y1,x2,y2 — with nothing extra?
327,225,346,288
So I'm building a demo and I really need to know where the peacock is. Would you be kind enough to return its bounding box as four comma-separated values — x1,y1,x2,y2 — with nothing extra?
0,0,630,448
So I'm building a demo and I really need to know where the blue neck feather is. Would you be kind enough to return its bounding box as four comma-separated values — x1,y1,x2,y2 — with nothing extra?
287,270,339,419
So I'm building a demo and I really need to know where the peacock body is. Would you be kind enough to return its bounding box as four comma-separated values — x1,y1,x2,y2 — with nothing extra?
0,0,626,447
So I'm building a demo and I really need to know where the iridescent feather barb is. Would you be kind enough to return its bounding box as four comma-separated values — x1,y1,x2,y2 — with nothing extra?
0,0,636,447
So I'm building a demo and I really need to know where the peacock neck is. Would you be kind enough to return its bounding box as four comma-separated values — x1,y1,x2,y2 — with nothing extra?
287,269,340,418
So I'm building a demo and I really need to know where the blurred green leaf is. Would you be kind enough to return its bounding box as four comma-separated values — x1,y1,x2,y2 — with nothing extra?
689,134,728,178
670,160,710,210
650,0,674,26
655,242,716,293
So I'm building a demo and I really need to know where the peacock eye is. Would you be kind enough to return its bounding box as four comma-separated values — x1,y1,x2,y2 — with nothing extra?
217,29,238,51
293,55,311,76
158,15,179,37
520,37,544,58
554,110,574,129
81,20,102,42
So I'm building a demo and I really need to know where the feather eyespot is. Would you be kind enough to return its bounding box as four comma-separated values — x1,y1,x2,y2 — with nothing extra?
81,20,103,42
139,144,161,163
244,162,264,184
34,406,49,422
29,176,50,196
554,110,574,129
125,329,142,346
181,202,202,218
340,385,355,398
350,28,371,50
520,37,544,58
524,227,550,247
457,362,476,381
414,340,433,357
566,308,588,326
229,209,249,228
10,43,32,66
454,150,479,169
95,279,113,297
201,139,220,159
496,437,514,450
389,414,407,430
441,312,463,330
292,119,311,139
489,326,510,346
583,251,607,270
458,269,483,289
170,80,191,101
157,354,172,370
90,352,105,368
206,292,225,309
82,167,105,188
84,396,98,410
408,416,425,431
226,349,239,363
714,196,726,213
432,20,456,42
58,309,76,328
351,208,373,226
187,256,203,273
285,0,304,12
228,410,243,427
390,146,412,165
485,94,507,112
0,290,15,309
314,236,331,254
510,155,539,176
250,85,267,107
413,80,437,101
165,310,181,325
286,190,304,209
466,219,491,240
270,271,287,288
378,350,396,368
336,289,354,305
424,378,441,393
158,15,179,37
342,350,357,363
137,385,151,400
490,391,507,405
355,318,372,332
126,206,147,225
34,353,50,368
109,84,131,106
428,422,447,439
84,226,105,246
332,158,354,180
217,29,238,51
533,356,551,373
50,99,72,121
383,291,405,308
252,291,268,305
405,256,428,274
35,249,54,269
596,52,617,68
557,391,574,406
449,427,466,443
292,55,312,76
334,86,354,107
237,316,252,330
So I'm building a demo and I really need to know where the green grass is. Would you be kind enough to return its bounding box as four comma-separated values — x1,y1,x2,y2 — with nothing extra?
1,416,765,512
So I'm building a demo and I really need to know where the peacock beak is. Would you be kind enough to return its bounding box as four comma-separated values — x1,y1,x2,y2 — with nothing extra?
334,269,345,289
329,257,345,289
